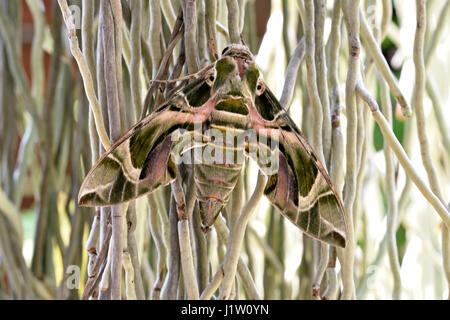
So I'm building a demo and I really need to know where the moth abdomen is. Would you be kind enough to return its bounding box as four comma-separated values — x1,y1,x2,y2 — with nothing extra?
194,152,243,229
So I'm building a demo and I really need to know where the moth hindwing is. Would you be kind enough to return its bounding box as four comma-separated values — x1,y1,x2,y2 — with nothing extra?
78,45,347,248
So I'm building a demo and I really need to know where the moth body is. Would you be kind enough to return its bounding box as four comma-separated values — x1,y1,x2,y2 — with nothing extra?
78,45,348,247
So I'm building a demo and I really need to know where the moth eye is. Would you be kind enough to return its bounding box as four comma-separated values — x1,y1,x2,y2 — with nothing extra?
256,80,265,96
206,70,217,86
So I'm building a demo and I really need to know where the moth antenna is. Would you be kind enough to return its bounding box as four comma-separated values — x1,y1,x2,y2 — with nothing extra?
148,65,214,84
206,20,219,60
240,34,248,47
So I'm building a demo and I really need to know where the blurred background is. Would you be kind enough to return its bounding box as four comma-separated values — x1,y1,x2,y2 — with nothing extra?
0,0,449,300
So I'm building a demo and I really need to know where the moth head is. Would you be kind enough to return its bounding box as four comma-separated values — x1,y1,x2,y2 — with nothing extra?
242,63,265,97
213,56,248,96
205,68,217,87
212,54,264,100
255,79,265,96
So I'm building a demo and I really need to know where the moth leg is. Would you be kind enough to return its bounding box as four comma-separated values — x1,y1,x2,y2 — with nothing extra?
170,168,188,221
172,165,200,299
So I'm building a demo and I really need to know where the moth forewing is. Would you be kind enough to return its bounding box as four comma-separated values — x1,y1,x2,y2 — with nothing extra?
78,96,213,206
78,67,216,207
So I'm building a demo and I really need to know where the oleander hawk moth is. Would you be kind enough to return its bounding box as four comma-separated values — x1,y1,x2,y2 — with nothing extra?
78,45,347,247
